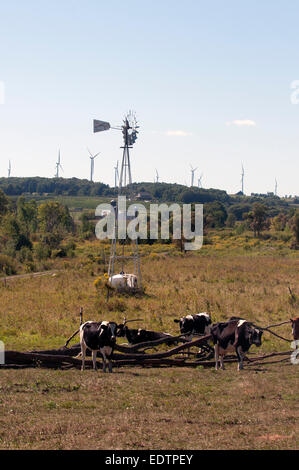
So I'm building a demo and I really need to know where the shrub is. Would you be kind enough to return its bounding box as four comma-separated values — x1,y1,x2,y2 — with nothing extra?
16,246,33,263
64,241,76,257
0,254,17,275
34,242,51,261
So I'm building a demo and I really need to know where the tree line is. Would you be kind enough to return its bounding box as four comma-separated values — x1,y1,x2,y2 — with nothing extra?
0,179,298,274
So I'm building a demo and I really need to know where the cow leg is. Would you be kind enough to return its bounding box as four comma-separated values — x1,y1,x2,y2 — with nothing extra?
214,344,219,370
220,354,225,370
108,357,113,373
81,342,86,371
92,350,98,371
101,351,107,373
236,346,244,371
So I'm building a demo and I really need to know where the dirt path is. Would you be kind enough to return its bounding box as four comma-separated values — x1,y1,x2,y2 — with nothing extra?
1,270,59,283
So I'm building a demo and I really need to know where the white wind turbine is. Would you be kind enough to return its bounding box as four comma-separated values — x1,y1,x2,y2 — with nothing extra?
87,148,100,182
198,173,203,188
55,150,63,178
190,164,198,187
155,168,160,183
114,160,119,188
241,163,245,194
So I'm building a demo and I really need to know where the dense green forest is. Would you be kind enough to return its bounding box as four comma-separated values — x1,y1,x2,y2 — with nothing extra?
0,177,110,197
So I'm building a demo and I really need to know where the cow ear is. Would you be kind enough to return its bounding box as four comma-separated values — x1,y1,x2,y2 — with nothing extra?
174,319,179,323
290,319,294,324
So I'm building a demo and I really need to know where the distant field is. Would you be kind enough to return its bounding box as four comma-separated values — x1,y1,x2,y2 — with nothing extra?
17,195,109,210
0,249,298,449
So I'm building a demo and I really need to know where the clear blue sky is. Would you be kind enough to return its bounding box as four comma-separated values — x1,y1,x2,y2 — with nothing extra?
0,0,298,196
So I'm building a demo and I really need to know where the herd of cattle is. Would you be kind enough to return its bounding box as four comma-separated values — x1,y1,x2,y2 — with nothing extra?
79,313,299,373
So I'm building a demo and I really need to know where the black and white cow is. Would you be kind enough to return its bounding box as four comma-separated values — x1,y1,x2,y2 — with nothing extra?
117,326,172,345
80,321,118,372
211,318,263,371
290,317,299,341
174,313,212,339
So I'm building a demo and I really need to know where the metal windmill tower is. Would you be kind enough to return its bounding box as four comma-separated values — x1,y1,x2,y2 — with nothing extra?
93,112,142,291
190,164,197,187
114,161,119,188
55,150,63,178
8,160,11,178
241,164,245,194
118,111,139,190
87,148,100,182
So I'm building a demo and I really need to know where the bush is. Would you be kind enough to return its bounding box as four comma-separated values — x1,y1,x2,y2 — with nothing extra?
24,261,36,273
0,254,17,275
51,248,67,258
34,242,51,261
234,222,248,234
16,246,33,263
226,213,236,228
64,241,76,257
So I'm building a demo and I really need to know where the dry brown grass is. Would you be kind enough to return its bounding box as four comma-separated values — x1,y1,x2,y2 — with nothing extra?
0,365,298,450
1,251,298,351
0,248,299,449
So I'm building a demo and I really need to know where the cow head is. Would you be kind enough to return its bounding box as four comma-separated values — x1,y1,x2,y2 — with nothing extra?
248,326,263,347
99,321,117,343
116,323,126,337
174,315,194,335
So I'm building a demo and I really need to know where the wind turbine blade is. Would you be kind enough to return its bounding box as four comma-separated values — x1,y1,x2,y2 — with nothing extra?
87,147,93,157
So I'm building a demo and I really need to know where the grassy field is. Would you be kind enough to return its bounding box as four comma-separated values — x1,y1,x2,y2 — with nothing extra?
0,365,297,450
0,245,298,449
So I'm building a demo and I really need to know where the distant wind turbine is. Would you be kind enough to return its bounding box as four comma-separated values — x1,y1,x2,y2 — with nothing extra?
190,164,197,187
241,164,245,194
8,160,11,178
198,173,203,188
114,160,119,188
55,150,63,178
155,169,159,183
87,148,100,182
275,178,278,196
